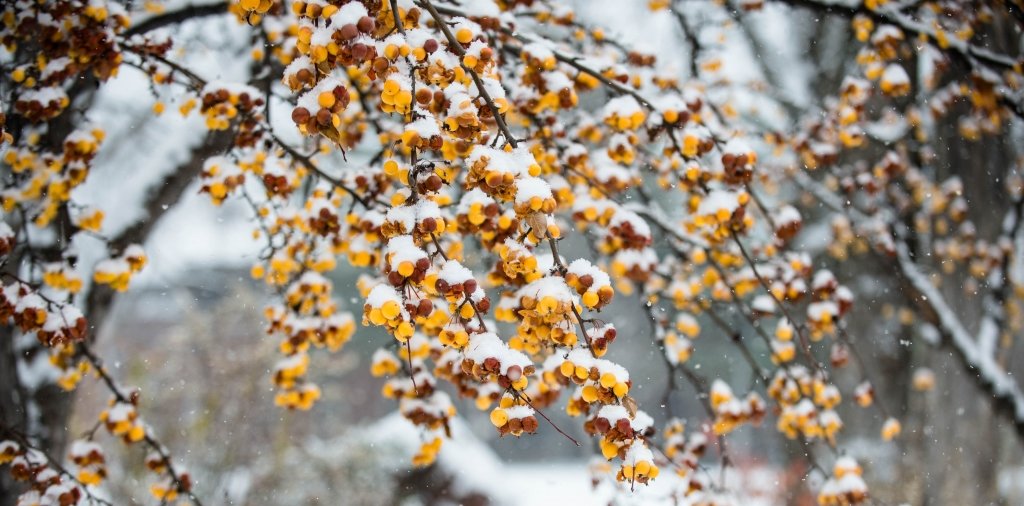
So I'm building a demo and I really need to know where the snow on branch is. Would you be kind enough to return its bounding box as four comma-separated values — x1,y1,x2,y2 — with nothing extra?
795,163,1024,434
896,232,1024,434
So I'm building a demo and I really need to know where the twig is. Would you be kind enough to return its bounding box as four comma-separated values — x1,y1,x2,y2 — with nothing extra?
78,342,203,506
417,0,519,148
268,132,372,208
513,390,581,446
0,426,115,506
730,233,823,374
123,3,228,38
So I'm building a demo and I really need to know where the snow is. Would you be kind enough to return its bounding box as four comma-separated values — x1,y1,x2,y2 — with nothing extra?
698,190,742,218
597,404,629,422
405,113,441,139
328,1,368,26
69,439,102,458
386,235,427,266
39,57,71,80
865,110,909,141
567,258,611,289
106,402,134,423
895,238,1024,422
19,87,68,106
517,275,576,306
468,146,541,179
751,295,775,314
401,391,455,419
438,259,475,285
514,176,553,206
811,270,836,291
608,208,651,239
623,442,654,466
355,412,777,505
15,350,59,390
460,0,502,17
297,76,346,112
775,205,800,225
366,283,403,308
881,64,910,86
465,331,531,375
603,96,643,119
872,25,904,44
723,138,753,157
503,405,534,419
385,205,416,232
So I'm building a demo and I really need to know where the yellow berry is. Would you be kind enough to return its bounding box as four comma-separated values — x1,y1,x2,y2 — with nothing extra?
318,91,336,108
490,408,509,427
599,373,616,389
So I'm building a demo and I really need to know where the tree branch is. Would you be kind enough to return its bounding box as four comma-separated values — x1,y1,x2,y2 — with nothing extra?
766,0,1019,72
85,128,236,327
123,3,229,38
417,0,519,148
894,234,1024,438
796,168,1024,437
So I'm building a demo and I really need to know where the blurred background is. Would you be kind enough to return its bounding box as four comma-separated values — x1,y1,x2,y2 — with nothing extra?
7,0,1019,504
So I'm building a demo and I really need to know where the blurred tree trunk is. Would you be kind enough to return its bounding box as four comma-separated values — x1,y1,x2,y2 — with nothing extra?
0,114,235,506
765,6,1023,505
0,74,97,505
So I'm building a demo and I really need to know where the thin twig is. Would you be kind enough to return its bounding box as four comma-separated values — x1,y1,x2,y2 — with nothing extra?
417,0,519,148
0,426,115,506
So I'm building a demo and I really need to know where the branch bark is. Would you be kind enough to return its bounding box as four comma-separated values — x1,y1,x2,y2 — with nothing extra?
766,0,1018,71
85,128,237,331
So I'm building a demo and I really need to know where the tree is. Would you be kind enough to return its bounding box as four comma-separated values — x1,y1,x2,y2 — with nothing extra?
0,0,1022,504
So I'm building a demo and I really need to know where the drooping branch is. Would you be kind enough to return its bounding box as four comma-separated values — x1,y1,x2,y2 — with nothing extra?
894,235,1024,438
794,167,1024,438
268,132,375,208
0,426,115,506
417,0,520,148
123,3,229,38
986,193,1024,361
766,0,1019,72
774,0,1024,118
77,342,203,506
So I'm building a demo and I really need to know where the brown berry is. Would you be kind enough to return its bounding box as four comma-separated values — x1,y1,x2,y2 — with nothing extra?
357,16,375,33
340,23,359,40
291,107,310,125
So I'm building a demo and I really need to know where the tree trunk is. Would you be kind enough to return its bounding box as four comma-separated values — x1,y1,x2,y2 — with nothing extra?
0,121,234,505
